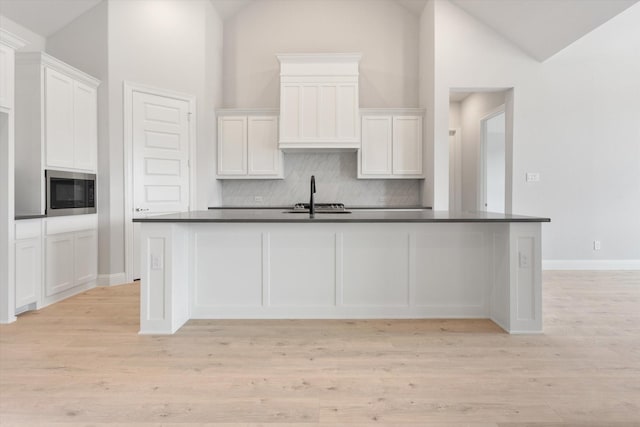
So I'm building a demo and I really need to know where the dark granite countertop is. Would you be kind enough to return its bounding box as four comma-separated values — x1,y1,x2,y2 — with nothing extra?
135,209,550,223
15,214,46,220
208,206,433,210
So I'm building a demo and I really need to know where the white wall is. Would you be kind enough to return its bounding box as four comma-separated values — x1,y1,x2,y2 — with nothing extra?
46,0,224,280
106,0,223,278
0,15,46,52
428,0,640,264
222,0,419,108
419,0,436,207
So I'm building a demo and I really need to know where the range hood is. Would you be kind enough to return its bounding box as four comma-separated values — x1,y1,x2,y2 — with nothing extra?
277,53,362,151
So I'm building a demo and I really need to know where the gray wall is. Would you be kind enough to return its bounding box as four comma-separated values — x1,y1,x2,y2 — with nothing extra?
222,0,420,108
219,0,422,206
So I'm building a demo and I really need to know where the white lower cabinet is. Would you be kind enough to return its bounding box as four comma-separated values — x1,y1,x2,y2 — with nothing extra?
74,230,98,285
45,233,75,297
14,220,42,310
44,215,97,303
358,109,424,179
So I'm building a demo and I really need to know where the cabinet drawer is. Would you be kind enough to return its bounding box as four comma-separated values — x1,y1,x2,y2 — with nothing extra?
46,214,97,235
15,219,42,240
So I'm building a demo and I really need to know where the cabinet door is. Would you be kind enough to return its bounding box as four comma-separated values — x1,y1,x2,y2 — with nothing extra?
360,115,392,176
336,83,358,142
74,230,97,285
45,233,75,296
248,116,281,176
15,237,41,308
73,81,97,171
280,84,300,142
218,116,247,176
45,67,75,169
0,44,14,109
392,115,423,176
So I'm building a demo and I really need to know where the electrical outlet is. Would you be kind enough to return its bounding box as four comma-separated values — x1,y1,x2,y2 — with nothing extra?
519,252,530,268
593,240,601,251
254,196,264,203
379,196,388,203
151,254,163,270
526,172,540,182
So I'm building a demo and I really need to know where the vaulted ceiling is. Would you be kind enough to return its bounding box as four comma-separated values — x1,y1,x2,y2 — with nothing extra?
1,0,637,61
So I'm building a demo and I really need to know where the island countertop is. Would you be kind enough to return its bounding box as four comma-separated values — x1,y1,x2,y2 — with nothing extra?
133,209,550,223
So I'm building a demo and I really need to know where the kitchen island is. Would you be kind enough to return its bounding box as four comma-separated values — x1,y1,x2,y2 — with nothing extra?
134,210,549,335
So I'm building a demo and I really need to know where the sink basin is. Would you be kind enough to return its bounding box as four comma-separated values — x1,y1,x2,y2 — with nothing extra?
283,210,352,214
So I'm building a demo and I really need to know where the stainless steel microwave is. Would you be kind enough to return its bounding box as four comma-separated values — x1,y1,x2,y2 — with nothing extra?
45,170,96,216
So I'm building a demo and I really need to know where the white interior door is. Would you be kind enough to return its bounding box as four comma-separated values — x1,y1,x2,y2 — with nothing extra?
132,91,191,279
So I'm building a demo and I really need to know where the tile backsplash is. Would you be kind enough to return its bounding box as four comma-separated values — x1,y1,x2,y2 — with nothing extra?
221,152,422,206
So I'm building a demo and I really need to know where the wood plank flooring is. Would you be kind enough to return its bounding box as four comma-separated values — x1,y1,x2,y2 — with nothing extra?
1,271,639,426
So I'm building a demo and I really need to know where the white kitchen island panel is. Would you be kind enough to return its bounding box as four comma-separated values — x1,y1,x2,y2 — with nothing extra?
138,215,547,334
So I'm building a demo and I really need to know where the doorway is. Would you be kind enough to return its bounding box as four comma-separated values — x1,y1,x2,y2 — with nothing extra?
448,88,513,213
480,109,505,213
123,82,196,282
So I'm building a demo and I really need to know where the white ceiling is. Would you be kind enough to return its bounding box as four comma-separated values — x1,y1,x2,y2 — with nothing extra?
451,0,638,61
0,0,102,37
1,0,637,61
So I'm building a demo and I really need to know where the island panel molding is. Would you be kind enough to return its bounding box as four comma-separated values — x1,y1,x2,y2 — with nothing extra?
137,214,547,334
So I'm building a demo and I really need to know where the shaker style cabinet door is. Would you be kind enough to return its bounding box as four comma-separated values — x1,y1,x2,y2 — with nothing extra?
74,230,97,286
360,115,392,176
45,232,75,297
247,116,280,176
392,115,423,176
15,237,41,308
217,116,247,176
45,67,75,169
73,81,97,171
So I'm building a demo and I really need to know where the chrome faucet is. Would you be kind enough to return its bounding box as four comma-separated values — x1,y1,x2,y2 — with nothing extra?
309,175,316,218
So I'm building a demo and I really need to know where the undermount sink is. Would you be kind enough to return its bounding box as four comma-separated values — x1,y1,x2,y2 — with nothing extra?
283,209,352,214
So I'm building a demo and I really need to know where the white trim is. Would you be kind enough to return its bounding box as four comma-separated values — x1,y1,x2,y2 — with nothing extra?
543,260,640,271
98,272,128,286
360,108,426,115
216,108,279,116
0,29,27,49
16,52,100,87
123,81,197,284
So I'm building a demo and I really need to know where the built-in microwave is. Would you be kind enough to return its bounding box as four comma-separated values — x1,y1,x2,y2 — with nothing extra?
45,170,96,216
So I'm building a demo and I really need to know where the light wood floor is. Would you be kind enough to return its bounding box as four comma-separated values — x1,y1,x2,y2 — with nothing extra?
1,271,639,426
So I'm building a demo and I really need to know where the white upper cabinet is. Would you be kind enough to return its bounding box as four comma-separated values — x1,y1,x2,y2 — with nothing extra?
16,52,100,173
45,68,75,169
218,115,247,176
247,116,281,176
217,110,283,179
72,81,98,172
359,109,424,179
0,29,26,109
278,53,361,151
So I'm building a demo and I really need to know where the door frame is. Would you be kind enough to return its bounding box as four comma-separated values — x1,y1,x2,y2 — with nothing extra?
123,81,197,283
478,105,505,212
448,128,462,212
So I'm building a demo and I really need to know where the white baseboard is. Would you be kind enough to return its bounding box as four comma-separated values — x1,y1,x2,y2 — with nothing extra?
98,272,128,286
543,259,640,271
